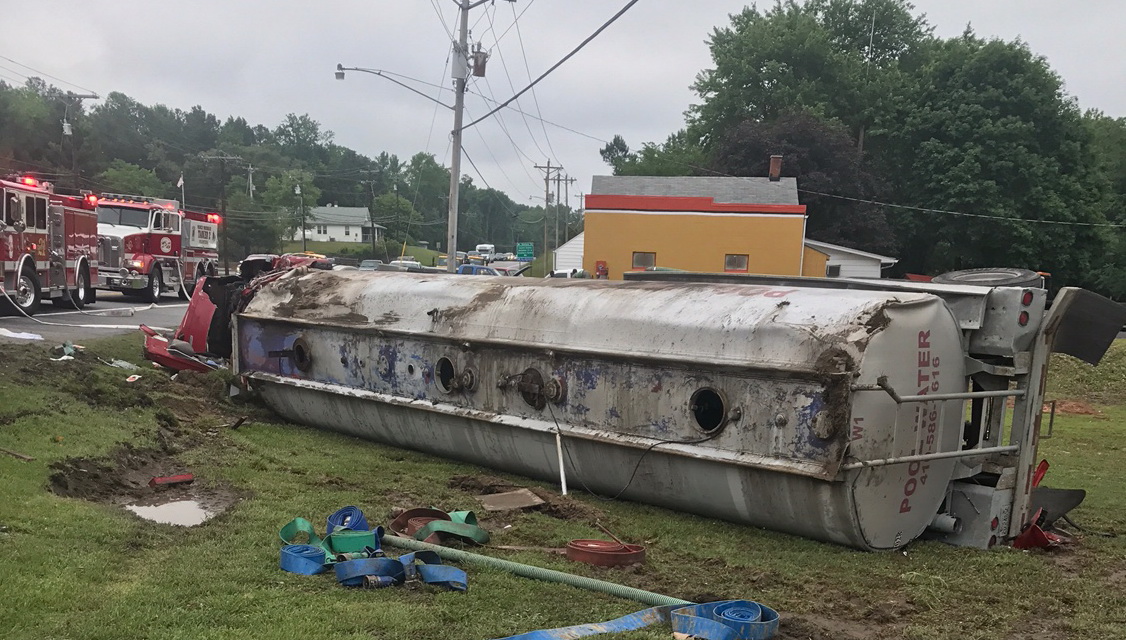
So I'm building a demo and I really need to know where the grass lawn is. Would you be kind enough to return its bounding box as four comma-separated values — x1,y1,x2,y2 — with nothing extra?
1,336,1124,639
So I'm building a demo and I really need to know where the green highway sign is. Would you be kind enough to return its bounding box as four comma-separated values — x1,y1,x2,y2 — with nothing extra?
516,242,534,261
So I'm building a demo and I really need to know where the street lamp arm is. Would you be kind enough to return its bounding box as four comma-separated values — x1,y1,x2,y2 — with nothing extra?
335,65,453,110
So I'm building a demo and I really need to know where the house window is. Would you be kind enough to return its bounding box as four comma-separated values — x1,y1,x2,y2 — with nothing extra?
632,251,656,270
724,254,749,272
316,225,327,235
826,264,841,278
344,225,350,236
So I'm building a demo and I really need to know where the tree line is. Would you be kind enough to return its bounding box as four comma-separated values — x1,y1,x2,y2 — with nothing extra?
600,0,1126,298
0,78,575,260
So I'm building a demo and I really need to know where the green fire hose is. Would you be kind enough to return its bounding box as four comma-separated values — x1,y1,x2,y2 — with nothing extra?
382,533,692,607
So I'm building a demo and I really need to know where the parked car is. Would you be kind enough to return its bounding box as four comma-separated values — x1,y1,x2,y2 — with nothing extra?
358,260,383,270
495,264,532,276
546,269,588,278
457,265,500,276
389,259,424,271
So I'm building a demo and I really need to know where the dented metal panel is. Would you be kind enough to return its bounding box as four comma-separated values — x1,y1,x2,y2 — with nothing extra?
235,271,969,550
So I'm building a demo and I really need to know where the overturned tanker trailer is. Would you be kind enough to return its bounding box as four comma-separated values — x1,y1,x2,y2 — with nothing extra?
229,269,1124,551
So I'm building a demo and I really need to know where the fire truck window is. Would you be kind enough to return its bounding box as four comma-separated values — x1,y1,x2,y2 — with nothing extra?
2,192,15,226
167,214,181,233
33,197,48,229
151,210,164,230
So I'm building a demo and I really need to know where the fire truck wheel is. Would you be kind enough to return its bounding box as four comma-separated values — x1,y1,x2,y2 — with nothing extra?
85,282,97,305
145,267,163,304
4,266,42,316
66,268,88,310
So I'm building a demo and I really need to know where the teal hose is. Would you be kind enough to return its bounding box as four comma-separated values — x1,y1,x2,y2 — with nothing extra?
382,534,692,607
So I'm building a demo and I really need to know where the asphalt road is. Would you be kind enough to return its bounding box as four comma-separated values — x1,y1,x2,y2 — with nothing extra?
0,292,189,346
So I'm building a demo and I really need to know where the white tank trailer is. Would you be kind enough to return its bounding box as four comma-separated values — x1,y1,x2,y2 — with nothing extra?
232,270,1124,550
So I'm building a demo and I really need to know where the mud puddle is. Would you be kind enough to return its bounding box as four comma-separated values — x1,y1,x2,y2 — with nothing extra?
126,501,215,526
49,442,242,526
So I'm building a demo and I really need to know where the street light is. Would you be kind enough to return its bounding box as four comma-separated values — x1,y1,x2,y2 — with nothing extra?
334,65,452,110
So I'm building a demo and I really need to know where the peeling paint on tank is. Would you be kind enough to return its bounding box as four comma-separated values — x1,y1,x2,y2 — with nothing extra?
575,366,601,391
376,344,398,385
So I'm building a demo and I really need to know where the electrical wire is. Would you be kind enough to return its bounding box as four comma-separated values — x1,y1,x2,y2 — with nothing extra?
510,1,560,163
462,0,643,131
545,403,721,501
0,54,99,94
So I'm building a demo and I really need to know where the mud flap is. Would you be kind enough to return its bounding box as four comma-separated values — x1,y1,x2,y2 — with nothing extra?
1029,487,1086,529
1047,288,1126,365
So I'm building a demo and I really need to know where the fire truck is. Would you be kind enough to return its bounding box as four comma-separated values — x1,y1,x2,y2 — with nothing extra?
1,175,98,316
94,194,221,302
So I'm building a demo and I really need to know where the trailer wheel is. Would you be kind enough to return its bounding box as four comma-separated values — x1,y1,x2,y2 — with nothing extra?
145,267,163,304
932,267,1043,288
3,266,42,316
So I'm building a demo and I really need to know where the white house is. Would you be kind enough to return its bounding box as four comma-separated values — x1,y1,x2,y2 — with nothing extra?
290,205,386,244
553,232,585,272
803,239,897,279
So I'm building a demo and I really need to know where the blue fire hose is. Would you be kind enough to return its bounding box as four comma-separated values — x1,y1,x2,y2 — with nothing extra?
492,600,778,640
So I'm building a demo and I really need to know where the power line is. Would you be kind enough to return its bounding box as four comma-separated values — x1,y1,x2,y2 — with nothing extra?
462,0,643,131
510,1,560,163
797,188,1126,229
0,54,99,94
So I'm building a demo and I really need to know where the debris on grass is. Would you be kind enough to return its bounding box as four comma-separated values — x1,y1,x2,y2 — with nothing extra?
0,447,34,462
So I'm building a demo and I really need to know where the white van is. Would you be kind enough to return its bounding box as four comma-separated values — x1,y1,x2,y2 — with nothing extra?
475,243,496,263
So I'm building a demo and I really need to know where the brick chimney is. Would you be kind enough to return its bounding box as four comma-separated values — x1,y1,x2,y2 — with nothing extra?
768,155,783,182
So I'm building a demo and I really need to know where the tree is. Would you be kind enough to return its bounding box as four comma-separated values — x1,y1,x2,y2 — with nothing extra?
688,0,931,146
96,160,167,197
261,171,321,240
874,34,1112,287
373,192,420,244
599,131,708,177
1085,112,1126,298
712,112,896,253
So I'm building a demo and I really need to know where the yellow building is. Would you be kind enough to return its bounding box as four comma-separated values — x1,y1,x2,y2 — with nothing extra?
583,176,826,280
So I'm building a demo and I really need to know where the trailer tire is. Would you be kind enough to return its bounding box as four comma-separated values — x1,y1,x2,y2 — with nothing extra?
932,267,1043,288
3,265,42,316
145,267,163,304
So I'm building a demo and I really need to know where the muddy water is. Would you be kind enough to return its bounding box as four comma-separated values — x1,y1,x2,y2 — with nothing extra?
126,500,215,526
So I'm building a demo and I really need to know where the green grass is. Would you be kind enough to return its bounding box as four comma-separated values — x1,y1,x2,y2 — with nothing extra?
1047,341,1126,405
2,335,1125,639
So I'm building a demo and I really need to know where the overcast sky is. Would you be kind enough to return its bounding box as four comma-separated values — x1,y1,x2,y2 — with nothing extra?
3,1,1123,209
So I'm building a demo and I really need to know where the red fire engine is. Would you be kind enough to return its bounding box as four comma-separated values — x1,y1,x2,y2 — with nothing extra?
94,194,220,302
1,175,98,315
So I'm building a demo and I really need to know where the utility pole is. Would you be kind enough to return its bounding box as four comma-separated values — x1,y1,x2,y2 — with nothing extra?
246,164,256,200
554,174,576,252
446,0,488,272
200,152,242,274
572,191,585,238
534,160,561,270
562,176,576,242
295,183,305,253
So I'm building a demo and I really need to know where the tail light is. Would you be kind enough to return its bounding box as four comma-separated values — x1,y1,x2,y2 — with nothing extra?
1018,311,1030,326
1021,290,1034,306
